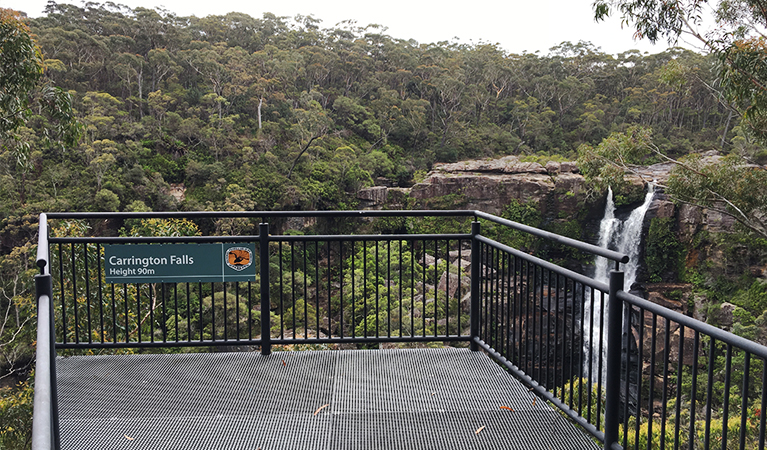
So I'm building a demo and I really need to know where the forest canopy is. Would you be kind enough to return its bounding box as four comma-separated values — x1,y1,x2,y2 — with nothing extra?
0,1,750,220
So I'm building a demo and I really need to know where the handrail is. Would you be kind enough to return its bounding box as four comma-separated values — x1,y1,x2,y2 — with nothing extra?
476,234,610,292
618,289,767,360
48,233,473,244
474,210,629,263
31,213,57,450
44,209,629,263
44,209,477,219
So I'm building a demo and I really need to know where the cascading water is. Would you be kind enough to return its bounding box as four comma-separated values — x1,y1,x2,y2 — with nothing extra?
584,184,655,383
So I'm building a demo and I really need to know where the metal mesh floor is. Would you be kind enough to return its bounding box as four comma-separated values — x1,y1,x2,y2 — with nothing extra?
57,348,600,450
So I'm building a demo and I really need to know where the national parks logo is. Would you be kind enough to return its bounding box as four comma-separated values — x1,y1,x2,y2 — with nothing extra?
225,246,253,271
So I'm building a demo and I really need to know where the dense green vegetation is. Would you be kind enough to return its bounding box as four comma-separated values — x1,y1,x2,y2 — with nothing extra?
3,2,746,220
2,2,767,448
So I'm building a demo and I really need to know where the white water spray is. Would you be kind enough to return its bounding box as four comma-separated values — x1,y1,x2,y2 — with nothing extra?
584,184,655,383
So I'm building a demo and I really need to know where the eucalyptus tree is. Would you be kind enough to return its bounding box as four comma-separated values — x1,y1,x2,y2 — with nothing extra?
594,0,767,143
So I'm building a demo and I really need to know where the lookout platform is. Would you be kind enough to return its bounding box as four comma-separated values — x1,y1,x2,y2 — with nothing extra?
57,347,599,450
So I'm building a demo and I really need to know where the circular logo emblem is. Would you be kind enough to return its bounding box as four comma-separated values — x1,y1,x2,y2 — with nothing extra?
225,247,253,271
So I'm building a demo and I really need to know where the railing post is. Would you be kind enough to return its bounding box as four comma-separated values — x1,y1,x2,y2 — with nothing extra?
604,269,624,450
32,272,60,450
470,221,481,351
259,223,271,356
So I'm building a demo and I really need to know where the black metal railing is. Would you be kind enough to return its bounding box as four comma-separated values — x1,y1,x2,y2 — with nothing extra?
31,210,767,450
471,216,767,450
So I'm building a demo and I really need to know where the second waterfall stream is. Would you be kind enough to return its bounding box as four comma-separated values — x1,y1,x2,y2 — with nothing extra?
583,184,655,384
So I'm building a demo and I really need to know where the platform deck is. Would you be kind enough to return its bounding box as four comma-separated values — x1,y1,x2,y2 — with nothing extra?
57,347,600,450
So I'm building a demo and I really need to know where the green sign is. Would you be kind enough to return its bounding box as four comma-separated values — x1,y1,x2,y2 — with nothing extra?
104,243,256,283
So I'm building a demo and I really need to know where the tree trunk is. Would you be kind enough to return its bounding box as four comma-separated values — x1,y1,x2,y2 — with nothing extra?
258,96,263,130
288,135,320,180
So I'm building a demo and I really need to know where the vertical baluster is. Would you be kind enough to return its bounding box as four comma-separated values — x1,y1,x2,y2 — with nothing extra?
634,304,645,444
434,239,439,338
537,265,544,385
387,240,391,338
488,245,494,347
110,283,117,343
174,284,179,342
521,257,527,380
188,283,193,342
198,282,203,341
587,285,595,423
740,352,751,450
577,282,586,416
84,243,91,344
137,284,142,344
315,241,320,339
397,240,402,338
58,243,66,344
375,240,380,337
596,289,605,431
165,283,171,342
410,239,414,337
422,239,426,337
340,241,344,338
279,242,284,339
246,280,251,341
209,282,214,341
328,241,332,338
673,325,685,450
622,303,632,449
222,282,228,341
688,331,699,450
660,319,670,450
500,252,508,357
444,240,449,337
235,278,240,340
123,284,128,343
722,344,733,450
303,241,308,339
71,243,78,344
567,278,575,411
291,242,296,340
553,272,560,398
490,248,501,347
648,314,658,450
705,338,716,449
150,283,155,342
457,241,462,336
97,244,104,343
481,243,488,342
545,269,552,390
363,240,368,338
524,259,531,375
352,241,356,338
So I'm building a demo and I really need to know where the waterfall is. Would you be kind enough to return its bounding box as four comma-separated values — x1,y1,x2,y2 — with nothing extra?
584,184,655,383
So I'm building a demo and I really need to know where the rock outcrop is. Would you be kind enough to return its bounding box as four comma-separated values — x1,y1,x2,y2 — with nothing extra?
410,156,585,217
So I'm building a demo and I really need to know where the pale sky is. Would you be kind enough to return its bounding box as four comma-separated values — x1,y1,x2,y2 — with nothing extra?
2,0,689,56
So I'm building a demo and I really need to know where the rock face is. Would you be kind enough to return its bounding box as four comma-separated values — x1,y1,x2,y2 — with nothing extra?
405,156,590,218
357,186,388,207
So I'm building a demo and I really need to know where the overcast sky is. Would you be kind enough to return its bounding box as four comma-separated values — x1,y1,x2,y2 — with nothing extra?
3,0,689,56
